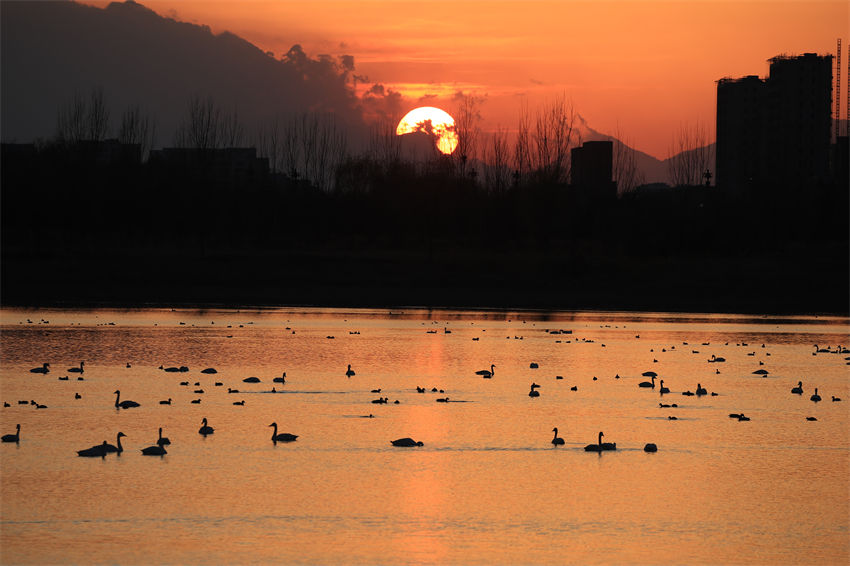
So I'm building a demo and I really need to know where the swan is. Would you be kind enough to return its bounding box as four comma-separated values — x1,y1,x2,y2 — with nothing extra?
242,377,260,383
2,424,20,443
269,422,298,442
708,354,726,363
391,437,423,447
273,372,286,383
156,428,170,446
199,418,214,436
638,375,656,388
644,443,658,452
29,363,50,374
810,388,821,402
201,368,217,374
346,364,356,377
68,361,85,373
530,362,539,369
141,444,167,456
551,427,565,446
114,390,140,409
475,364,495,377
77,441,109,458
695,383,707,396
659,380,670,394
585,431,616,452
528,387,540,397
791,381,803,394
102,432,126,454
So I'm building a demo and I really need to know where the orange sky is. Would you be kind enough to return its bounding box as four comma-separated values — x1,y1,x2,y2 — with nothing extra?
86,1,846,158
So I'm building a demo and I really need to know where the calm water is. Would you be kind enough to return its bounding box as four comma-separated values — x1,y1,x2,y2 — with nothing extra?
1,307,848,565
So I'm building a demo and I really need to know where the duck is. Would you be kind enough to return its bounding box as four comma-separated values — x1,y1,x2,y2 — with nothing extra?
570,385,578,391
810,388,821,402
77,441,109,458
644,443,658,452
346,364,356,377
159,398,172,405
737,414,750,421
233,400,245,406
832,396,842,402
391,437,423,447
475,364,495,378
659,380,670,394
68,361,85,373
638,375,656,388
436,397,450,403
227,388,240,394
114,390,140,409
191,399,201,404
695,383,707,396
806,417,818,421
551,427,565,446
156,428,171,447
791,381,803,394
75,393,82,399
528,386,540,397
2,424,21,443
29,363,50,374
200,368,217,374
141,444,167,456
269,422,297,442
242,377,260,383
198,418,214,436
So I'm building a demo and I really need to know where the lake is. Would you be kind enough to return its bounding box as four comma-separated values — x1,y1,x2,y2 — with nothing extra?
1,307,848,565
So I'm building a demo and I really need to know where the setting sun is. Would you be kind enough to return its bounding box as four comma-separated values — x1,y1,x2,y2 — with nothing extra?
396,107,458,155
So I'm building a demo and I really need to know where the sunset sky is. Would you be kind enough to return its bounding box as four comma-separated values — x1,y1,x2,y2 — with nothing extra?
84,1,846,158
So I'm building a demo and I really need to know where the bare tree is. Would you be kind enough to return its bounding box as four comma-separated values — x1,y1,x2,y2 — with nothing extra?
86,87,110,142
369,115,402,167
118,104,156,160
531,94,580,184
56,88,110,143
220,107,244,147
484,127,511,193
667,121,713,186
609,125,644,194
256,117,282,173
174,95,221,150
453,94,482,178
513,104,531,186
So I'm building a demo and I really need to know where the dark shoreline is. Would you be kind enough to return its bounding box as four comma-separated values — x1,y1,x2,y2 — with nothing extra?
3,245,848,316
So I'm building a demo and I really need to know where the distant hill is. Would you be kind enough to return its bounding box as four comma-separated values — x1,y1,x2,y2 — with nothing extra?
0,1,362,145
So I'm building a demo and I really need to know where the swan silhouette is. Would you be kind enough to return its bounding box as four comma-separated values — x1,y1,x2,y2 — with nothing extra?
584,431,616,452
810,388,822,402
551,427,565,446
659,380,670,394
391,437,423,447
638,375,656,388
102,432,126,454
77,441,109,458
791,381,803,394
68,361,85,373
695,383,707,396
29,363,50,374
475,364,495,377
269,422,298,442
141,444,167,456
156,428,171,447
346,364,356,377
528,386,540,397
114,390,140,409
2,424,20,443
199,418,214,436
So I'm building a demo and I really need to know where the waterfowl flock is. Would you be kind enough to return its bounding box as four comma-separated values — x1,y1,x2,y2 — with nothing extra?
2,315,847,464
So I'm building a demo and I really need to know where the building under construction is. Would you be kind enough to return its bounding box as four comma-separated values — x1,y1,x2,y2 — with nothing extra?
716,52,837,198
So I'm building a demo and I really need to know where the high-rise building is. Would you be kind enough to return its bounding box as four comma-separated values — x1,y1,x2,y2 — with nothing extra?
716,53,833,197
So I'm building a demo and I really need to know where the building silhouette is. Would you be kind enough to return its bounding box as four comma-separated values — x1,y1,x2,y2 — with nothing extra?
570,140,616,200
716,53,833,198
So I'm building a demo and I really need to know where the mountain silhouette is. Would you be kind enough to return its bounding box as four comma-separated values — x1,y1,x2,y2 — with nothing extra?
1,1,363,144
